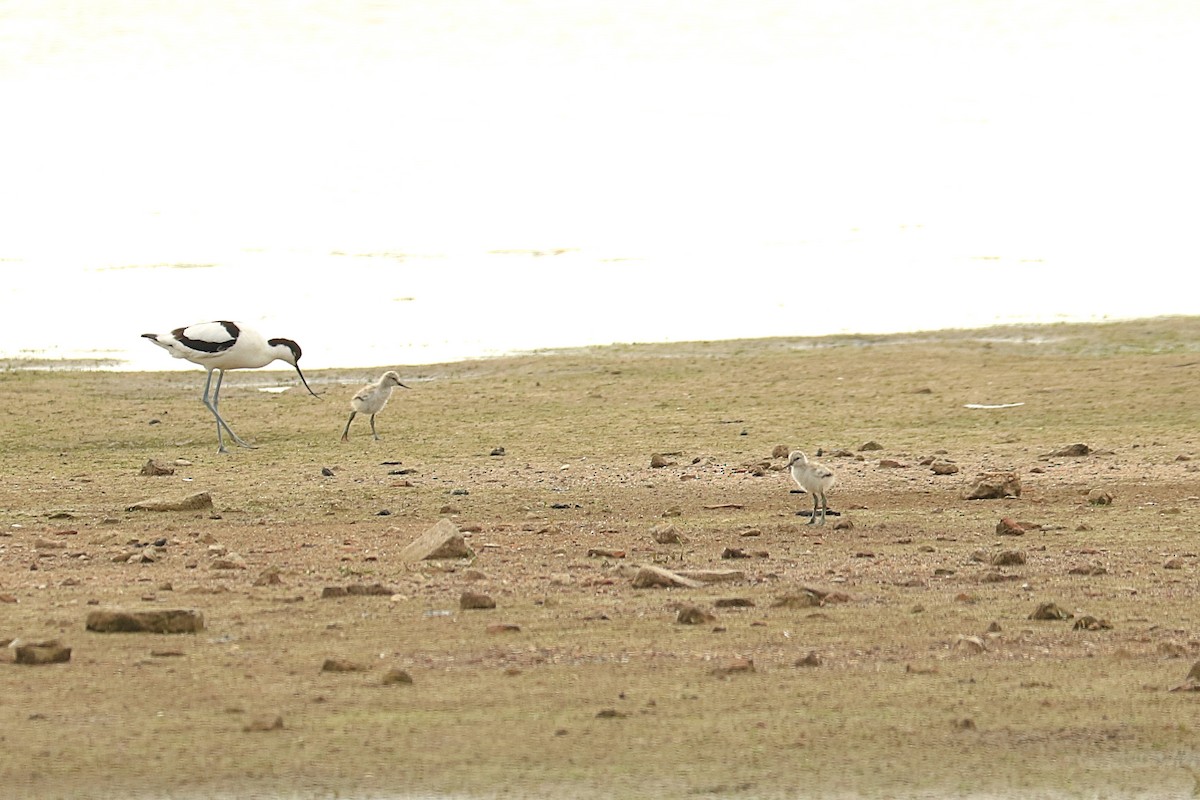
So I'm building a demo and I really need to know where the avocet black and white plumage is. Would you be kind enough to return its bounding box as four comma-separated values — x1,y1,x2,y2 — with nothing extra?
786,450,835,526
341,370,409,442
141,321,318,453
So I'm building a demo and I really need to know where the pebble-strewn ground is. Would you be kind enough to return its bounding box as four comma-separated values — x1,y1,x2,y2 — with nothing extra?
1,318,1199,799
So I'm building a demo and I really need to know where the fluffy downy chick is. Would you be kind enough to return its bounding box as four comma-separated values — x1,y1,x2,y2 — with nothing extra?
786,450,835,525
341,371,408,442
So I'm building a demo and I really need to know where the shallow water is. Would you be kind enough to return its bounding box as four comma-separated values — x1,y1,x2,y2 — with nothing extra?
2,242,1190,372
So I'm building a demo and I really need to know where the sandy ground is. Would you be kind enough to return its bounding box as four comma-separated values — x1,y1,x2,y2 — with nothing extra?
1,318,1199,800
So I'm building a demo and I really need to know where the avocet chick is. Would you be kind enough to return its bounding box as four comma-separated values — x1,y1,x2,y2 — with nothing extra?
786,450,835,526
341,371,409,442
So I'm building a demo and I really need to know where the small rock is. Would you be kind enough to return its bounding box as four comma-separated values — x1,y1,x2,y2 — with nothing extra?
676,605,716,625
1073,615,1113,631
346,583,394,596
649,453,673,468
460,591,496,610
127,492,214,512
253,567,284,586
596,708,627,718
1087,489,1113,506
675,569,745,584
587,548,626,559
721,547,749,559
859,441,884,451
1164,557,1185,570
400,519,474,561
772,592,822,609
1047,443,1091,457
1028,602,1073,621
931,461,960,475
965,472,1021,500
631,565,702,589
878,459,905,468
1169,681,1200,692
14,640,72,665
794,651,821,667
321,658,367,673
486,623,521,634
771,445,790,459
990,550,1026,566
954,635,988,654
714,598,755,608
382,668,414,685
86,609,205,633
651,525,684,545
996,518,1026,536
210,554,247,570
490,447,506,456
139,459,176,477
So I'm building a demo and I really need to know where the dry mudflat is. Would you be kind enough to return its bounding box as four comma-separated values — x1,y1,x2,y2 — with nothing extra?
1,317,1199,800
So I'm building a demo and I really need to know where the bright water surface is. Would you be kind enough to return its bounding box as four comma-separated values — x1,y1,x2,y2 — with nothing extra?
2,1,1198,370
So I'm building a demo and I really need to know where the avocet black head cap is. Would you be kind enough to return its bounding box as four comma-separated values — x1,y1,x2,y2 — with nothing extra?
268,337,302,365
268,338,318,398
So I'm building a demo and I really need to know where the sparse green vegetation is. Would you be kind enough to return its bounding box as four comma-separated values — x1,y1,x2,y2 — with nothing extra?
0,317,1198,799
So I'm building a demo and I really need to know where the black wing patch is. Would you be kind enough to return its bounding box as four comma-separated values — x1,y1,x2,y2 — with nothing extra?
173,321,240,354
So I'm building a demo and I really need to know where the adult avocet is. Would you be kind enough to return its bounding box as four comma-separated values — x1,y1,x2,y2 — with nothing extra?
142,320,318,452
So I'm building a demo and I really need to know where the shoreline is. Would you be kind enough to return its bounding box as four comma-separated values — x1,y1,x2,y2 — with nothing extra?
3,313,1196,374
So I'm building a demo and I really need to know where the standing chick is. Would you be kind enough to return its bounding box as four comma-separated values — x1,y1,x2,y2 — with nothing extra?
786,450,835,526
341,371,409,442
